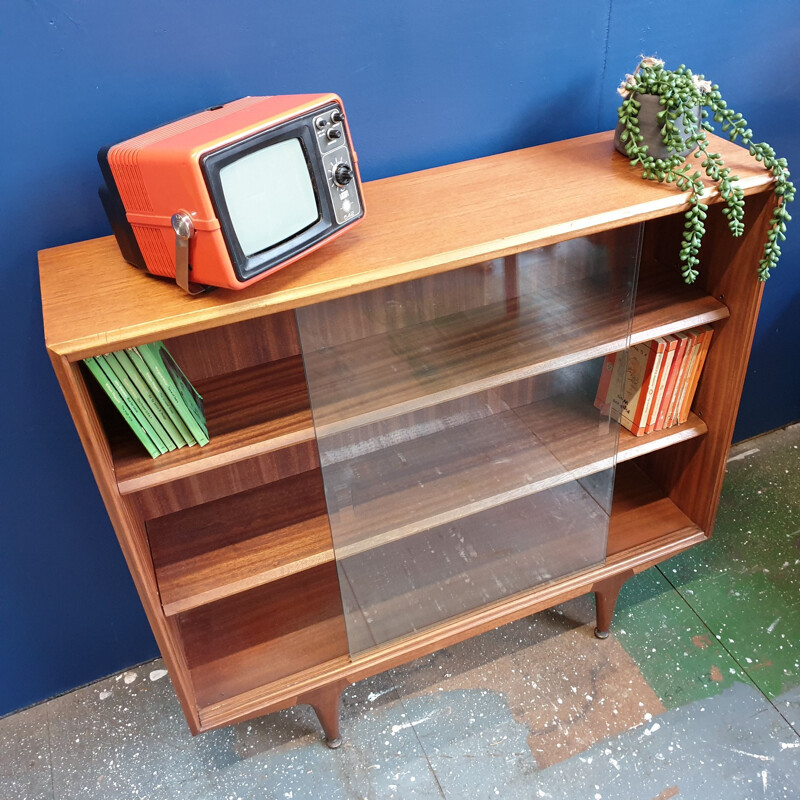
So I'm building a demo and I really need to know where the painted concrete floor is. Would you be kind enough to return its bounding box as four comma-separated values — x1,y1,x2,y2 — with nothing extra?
2,423,799,799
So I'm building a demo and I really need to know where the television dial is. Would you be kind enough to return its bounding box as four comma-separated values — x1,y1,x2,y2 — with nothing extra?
331,110,345,123
326,127,342,142
333,163,354,187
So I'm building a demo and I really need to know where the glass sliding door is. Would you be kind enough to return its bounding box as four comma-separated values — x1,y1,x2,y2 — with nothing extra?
296,227,641,653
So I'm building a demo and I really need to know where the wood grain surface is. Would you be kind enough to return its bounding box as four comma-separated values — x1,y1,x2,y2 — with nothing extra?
39,132,767,360
322,385,708,559
148,470,334,615
112,356,313,493
195,462,704,732
301,277,727,437
178,563,347,708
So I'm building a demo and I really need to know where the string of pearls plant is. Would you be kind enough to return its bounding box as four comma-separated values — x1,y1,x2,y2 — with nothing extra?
617,57,793,283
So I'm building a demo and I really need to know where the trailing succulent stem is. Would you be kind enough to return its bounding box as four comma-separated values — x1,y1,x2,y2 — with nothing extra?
617,58,794,283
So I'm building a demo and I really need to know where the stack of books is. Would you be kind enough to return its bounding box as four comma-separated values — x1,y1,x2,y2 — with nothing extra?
84,342,209,458
594,325,713,437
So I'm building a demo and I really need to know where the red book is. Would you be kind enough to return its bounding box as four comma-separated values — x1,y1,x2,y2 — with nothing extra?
645,334,679,434
594,352,618,414
654,331,690,431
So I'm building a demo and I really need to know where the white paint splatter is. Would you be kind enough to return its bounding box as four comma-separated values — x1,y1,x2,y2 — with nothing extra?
727,447,760,462
149,669,168,682
123,671,137,685
780,742,800,749
390,713,436,734
762,769,768,793
643,723,661,736
727,748,773,762
98,690,112,700
767,618,781,633
367,688,394,702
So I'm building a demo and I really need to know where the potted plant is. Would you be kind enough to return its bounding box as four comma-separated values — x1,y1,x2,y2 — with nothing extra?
616,56,794,283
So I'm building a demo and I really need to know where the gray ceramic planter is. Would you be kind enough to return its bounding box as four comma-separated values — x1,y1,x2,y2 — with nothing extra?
615,93,700,160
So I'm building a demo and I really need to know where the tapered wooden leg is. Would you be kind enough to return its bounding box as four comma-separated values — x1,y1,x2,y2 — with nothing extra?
593,570,634,639
299,683,345,748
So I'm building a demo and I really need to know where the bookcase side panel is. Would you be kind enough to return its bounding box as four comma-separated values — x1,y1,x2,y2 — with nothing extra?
637,191,774,534
48,352,201,731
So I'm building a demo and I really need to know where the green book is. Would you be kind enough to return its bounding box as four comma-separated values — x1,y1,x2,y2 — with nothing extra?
114,349,187,449
134,342,209,446
106,351,178,452
83,357,160,459
126,347,197,446
97,354,169,455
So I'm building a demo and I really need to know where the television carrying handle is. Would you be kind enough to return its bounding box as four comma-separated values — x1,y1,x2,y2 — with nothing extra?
171,212,209,296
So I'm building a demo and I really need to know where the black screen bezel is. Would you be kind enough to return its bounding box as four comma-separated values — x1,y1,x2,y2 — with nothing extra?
202,106,339,282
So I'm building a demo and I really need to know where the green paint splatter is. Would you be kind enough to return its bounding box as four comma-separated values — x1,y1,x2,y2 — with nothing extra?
612,568,750,709
660,424,800,702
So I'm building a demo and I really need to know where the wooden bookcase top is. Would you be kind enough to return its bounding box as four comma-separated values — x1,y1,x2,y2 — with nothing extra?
39,131,771,360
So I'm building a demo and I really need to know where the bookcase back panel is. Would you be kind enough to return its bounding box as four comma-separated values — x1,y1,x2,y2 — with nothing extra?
164,311,300,383
177,563,347,707
296,231,641,653
131,441,320,520
296,233,630,353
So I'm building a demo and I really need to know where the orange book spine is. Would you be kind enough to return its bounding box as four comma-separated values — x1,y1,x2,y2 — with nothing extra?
668,329,701,427
645,335,678,434
678,325,714,424
655,331,690,431
622,338,667,436
594,352,618,413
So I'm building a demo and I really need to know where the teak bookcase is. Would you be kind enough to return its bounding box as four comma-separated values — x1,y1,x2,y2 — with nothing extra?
40,131,776,744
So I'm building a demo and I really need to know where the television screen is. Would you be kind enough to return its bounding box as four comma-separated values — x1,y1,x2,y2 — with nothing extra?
219,138,319,257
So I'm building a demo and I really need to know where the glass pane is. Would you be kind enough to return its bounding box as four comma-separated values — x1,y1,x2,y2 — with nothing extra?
296,227,641,653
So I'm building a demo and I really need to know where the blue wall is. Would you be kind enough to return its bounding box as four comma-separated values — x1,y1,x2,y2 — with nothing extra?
2,1,798,716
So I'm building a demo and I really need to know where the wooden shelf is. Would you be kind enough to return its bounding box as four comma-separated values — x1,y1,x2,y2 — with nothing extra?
303,278,727,437
324,387,708,560
148,470,333,616
336,478,610,652
99,275,726,495
607,460,702,555
192,463,706,725
327,460,703,654
179,563,348,708
520,393,709,470
146,392,706,619
96,279,724,496
110,356,313,494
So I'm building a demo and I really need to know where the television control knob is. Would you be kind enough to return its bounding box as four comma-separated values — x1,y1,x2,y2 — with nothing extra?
331,110,345,123
333,163,354,186
326,127,342,142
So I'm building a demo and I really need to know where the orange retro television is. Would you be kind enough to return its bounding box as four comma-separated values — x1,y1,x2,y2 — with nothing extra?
98,94,365,293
